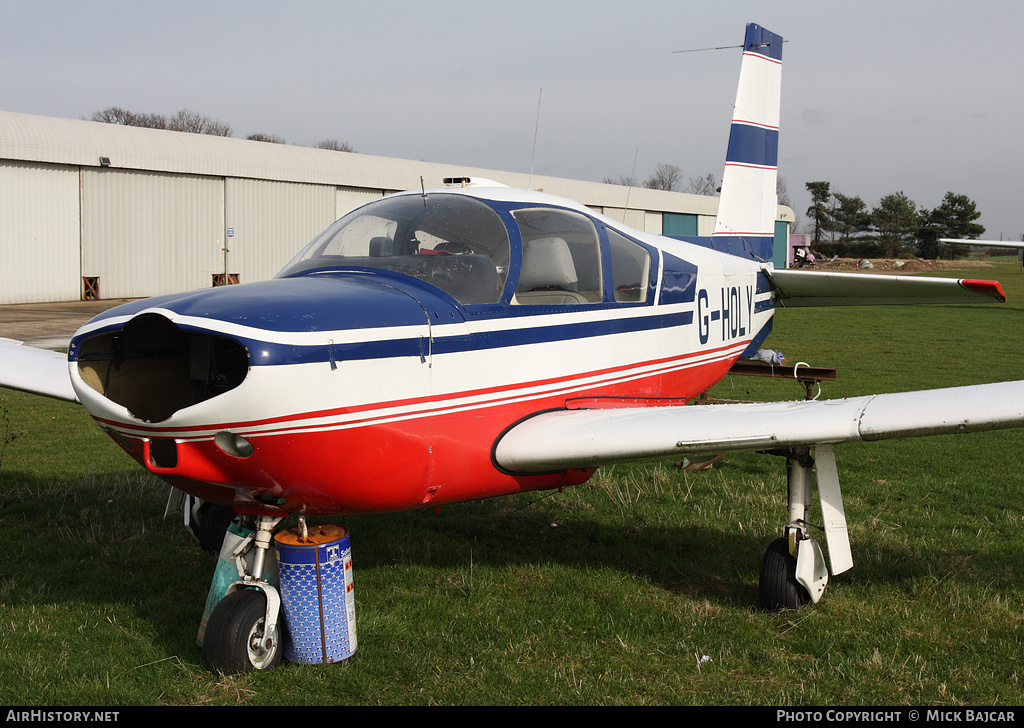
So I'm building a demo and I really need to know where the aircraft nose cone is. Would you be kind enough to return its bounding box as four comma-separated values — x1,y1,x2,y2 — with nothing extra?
68,273,454,423
74,311,249,422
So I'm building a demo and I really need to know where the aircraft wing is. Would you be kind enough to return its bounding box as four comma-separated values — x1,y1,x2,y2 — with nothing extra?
0,339,78,403
494,380,1024,473
940,238,1024,250
765,268,1006,307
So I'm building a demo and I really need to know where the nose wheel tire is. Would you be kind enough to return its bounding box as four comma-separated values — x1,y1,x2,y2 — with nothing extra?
202,589,283,673
759,537,811,611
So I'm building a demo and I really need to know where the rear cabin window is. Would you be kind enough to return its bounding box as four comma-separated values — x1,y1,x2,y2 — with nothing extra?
512,208,603,305
606,228,651,302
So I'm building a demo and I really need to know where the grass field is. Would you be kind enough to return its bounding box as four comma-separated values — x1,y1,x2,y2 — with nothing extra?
1,264,1023,706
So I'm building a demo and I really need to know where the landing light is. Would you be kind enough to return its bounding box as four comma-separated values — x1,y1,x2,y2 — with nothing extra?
215,431,254,459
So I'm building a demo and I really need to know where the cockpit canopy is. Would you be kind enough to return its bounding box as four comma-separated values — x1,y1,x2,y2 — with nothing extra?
277,193,511,305
277,191,653,307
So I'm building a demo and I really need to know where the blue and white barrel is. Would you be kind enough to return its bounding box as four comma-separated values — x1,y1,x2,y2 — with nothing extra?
274,523,357,664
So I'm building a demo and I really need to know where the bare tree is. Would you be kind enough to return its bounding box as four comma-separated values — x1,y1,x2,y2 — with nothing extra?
167,108,232,136
644,163,683,192
90,106,232,136
684,172,717,196
90,106,167,129
315,138,355,153
776,176,791,208
247,133,286,144
602,174,640,187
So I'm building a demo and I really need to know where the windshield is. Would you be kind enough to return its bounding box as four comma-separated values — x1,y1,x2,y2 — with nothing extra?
277,193,511,305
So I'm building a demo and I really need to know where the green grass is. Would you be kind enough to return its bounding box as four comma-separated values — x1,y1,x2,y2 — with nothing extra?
2,263,1024,705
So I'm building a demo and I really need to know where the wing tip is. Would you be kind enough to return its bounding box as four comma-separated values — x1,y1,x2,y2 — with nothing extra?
960,279,1006,303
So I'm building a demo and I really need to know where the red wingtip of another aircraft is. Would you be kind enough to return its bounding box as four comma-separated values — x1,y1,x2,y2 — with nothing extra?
961,279,1007,303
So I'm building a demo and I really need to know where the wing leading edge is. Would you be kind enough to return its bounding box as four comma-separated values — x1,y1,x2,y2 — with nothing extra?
494,380,1024,473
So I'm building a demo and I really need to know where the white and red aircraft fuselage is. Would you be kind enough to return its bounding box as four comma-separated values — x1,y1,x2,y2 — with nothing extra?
68,183,773,518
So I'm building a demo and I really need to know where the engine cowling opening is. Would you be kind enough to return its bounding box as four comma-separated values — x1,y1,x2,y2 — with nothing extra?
76,313,249,422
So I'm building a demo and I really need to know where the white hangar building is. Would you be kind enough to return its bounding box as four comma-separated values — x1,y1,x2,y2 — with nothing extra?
0,109,794,305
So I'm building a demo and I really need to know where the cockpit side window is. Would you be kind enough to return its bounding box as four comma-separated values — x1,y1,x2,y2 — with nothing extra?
606,228,652,302
512,208,603,305
276,194,510,305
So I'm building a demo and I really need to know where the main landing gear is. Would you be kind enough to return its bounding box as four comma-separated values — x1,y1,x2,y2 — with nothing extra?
758,445,853,611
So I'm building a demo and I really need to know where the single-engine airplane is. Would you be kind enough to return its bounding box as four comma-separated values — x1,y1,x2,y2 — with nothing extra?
3,23,1024,673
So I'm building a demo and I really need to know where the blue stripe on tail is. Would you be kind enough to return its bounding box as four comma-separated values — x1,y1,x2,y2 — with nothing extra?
726,124,779,168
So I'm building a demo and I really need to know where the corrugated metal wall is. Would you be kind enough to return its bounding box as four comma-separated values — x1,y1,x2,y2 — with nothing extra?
225,178,337,284
336,186,384,220
0,110,792,304
0,161,81,303
1,164,393,304
81,169,224,299
0,159,758,305
600,207,648,232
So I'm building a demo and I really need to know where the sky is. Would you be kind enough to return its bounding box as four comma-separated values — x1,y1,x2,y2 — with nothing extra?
3,1,1021,240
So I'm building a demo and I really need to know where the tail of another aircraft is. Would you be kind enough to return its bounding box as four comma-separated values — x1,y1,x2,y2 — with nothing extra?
711,23,783,261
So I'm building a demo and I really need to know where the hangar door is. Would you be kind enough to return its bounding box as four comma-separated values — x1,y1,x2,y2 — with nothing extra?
81,168,224,299
0,161,81,303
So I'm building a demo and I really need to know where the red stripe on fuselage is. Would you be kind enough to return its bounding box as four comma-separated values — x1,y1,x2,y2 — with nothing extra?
96,341,749,516
93,341,748,439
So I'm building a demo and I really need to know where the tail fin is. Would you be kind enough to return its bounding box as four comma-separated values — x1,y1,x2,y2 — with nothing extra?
712,23,783,261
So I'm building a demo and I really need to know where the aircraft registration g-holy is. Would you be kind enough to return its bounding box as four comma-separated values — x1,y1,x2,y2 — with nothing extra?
2,23,1023,673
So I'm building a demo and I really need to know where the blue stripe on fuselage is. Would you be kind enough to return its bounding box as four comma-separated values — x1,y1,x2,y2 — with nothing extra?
225,309,696,367
669,235,774,261
70,272,697,368
442,311,694,356
658,253,698,306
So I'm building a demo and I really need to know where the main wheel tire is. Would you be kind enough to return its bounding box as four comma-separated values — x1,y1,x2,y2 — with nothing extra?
202,589,283,673
759,537,811,611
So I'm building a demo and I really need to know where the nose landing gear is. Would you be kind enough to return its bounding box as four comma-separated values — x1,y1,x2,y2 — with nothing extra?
200,515,285,674
202,588,282,672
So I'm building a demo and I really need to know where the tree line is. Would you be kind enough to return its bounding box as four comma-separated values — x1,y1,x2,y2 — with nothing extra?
804,182,986,260
88,110,987,261
88,106,355,152
602,163,797,211
603,163,719,197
